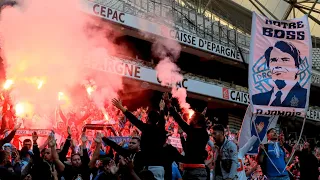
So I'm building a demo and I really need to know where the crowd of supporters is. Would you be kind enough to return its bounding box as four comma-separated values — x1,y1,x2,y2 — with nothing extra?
0,93,319,180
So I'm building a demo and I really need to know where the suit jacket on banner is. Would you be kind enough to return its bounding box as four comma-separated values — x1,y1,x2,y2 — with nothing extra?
248,12,312,116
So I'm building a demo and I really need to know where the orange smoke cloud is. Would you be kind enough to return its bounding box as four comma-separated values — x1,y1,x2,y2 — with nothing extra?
0,0,123,128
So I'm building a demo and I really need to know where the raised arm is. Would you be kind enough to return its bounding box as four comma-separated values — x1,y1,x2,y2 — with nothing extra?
239,136,258,156
157,100,166,129
0,122,20,147
168,107,191,133
0,115,6,135
162,93,191,133
102,137,130,157
80,133,90,166
112,98,147,131
70,139,78,155
59,127,72,161
89,136,102,168
125,158,142,180
48,136,65,172
52,167,59,180
257,144,265,165
32,132,41,165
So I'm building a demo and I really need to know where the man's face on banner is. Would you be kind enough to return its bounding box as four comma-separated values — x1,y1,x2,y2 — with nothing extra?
269,48,298,81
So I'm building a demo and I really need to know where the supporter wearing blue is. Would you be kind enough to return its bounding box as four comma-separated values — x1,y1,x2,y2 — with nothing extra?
252,41,307,108
19,147,33,172
172,162,182,180
257,128,290,180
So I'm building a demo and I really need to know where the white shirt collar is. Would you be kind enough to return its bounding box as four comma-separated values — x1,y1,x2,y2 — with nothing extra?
268,82,296,106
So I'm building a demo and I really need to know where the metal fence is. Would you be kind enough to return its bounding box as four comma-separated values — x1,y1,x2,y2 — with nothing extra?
92,0,250,48
92,0,320,64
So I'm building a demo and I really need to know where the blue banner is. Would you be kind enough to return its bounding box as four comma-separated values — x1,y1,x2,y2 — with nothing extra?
239,107,278,154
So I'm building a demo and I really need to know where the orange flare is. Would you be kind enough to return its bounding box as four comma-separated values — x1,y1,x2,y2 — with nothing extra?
58,92,64,101
86,87,94,96
3,79,13,90
37,80,43,89
188,109,195,119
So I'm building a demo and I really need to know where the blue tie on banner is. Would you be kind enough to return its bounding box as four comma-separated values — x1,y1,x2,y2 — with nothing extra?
239,107,279,154
249,12,312,117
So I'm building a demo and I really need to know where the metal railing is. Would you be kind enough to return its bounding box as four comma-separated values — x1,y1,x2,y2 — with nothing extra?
116,53,320,112
92,0,251,48
92,0,320,65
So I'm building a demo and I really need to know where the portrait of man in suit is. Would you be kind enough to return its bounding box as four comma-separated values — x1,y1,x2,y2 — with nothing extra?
252,41,307,108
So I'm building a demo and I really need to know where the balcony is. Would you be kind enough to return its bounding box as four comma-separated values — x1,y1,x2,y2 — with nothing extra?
90,0,320,69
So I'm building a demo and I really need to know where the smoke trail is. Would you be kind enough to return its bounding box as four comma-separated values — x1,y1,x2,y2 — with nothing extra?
152,38,191,111
0,0,123,128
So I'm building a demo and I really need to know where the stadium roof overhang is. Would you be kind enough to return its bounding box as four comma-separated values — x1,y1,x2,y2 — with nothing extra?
182,0,320,38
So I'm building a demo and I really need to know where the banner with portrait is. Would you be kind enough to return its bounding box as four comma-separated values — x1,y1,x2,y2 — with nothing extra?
249,12,312,117
239,107,279,154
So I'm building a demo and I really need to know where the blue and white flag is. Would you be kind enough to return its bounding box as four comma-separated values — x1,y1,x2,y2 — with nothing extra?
239,107,279,154
249,12,312,117
102,136,131,148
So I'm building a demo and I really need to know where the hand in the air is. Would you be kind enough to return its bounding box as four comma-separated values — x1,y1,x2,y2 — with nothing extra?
124,157,134,171
67,126,71,136
32,132,38,142
112,98,122,109
51,167,58,178
256,122,264,133
159,99,165,111
94,132,102,144
162,92,172,107
111,98,126,112
71,139,77,148
81,133,88,144
48,137,56,147
259,144,265,150
202,107,207,115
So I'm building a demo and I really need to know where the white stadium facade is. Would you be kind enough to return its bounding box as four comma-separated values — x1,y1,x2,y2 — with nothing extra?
80,0,320,140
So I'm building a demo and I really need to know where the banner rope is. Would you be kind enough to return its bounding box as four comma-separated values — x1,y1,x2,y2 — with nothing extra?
252,113,282,175
252,113,307,174
282,115,306,173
